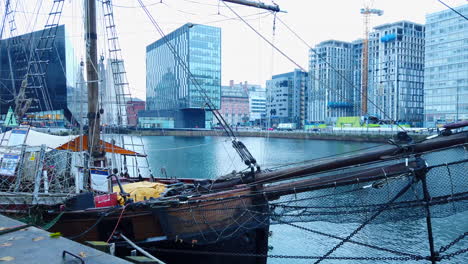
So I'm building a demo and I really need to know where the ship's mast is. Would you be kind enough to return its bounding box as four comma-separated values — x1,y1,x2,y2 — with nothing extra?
84,0,103,165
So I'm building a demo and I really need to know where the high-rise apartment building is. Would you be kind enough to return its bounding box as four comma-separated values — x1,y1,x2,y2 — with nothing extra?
367,21,425,126
352,39,363,115
266,69,308,127
308,40,355,124
424,4,468,127
146,23,221,128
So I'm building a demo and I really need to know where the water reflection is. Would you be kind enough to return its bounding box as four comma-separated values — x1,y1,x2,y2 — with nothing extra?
141,136,377,179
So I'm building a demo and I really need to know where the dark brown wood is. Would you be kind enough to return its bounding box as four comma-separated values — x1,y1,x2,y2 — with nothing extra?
84,0,101,161
263,161,418,200
252,132,467,185
163,188,254,241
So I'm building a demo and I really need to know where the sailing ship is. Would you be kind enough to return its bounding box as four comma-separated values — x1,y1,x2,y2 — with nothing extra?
0,1,467,264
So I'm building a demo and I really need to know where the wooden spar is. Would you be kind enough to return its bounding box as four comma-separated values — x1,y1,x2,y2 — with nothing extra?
263,161,419,200
210,131,467,190
444,120,468,129
84,0,102,163
252,131,467,184
222,0,280,12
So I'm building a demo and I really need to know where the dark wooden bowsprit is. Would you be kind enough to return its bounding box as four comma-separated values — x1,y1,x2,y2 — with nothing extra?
210,131,468,191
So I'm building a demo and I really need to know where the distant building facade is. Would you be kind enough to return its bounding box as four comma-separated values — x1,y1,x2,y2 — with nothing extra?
368,21,425,126
219,84,249,126
308,40,355,124
266,70,308,127
248,86,266,125
220,80,266,126
138,110,175,129
146,23,221,128
424,4,468,127
0,25,80,124
352,39,363,116
126,99,146,127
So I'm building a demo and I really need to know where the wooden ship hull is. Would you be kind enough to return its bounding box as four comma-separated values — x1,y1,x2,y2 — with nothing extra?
46,186,270,264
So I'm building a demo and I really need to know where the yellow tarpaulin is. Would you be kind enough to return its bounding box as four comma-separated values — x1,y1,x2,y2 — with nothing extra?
113,181,166,205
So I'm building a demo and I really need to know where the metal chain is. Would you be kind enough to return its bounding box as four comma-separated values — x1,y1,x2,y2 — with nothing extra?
282,221,424,260
439,232,468,253
148,247,418,261
313,176,417,264
440,248,468,260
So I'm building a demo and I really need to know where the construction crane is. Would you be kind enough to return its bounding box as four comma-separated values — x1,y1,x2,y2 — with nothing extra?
360,6,383,116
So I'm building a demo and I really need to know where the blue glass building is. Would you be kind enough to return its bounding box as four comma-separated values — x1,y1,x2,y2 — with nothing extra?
146,23,221,128
0,25,80,125
424,4,468,127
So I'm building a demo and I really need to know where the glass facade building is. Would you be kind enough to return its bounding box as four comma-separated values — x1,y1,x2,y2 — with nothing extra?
368,21,425,127
146,23,221,128
0,25,80,124
424,4,468,127
308,40,355,124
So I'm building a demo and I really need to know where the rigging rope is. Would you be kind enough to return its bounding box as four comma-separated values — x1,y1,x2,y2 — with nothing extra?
137,0,260,172
221,1,409,132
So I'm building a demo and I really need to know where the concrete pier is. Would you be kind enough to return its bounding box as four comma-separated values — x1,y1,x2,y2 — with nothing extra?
0,214,131,264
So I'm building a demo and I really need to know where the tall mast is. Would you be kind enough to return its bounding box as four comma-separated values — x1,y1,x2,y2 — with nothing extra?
85,0,102,165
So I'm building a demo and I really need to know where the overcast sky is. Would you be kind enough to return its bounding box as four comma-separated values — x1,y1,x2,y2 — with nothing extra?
3,0,468,100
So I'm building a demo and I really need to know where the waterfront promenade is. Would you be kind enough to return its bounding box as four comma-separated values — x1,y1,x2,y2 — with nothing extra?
136,128,431,143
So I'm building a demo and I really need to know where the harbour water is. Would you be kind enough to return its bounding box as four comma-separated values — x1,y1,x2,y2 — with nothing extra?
141,136,467,263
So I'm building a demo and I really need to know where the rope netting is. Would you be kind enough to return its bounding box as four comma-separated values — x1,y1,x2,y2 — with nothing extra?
0,146,78,217
149,145,467,262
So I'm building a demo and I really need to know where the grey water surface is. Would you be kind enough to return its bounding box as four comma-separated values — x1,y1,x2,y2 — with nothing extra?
140,136,467,264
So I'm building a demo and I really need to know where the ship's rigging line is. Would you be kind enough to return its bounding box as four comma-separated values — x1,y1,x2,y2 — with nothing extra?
137,0,260,172
6,0,47,116
221,1,408,132
437,0,468,21
207,143,468,193
1,0,64,125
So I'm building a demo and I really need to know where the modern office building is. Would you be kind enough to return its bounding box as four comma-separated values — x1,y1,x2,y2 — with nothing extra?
308,40,355,124
0,25,80,124
266,69,308,127
367,21,425,126
248,87,266,125
146,23,221,128
424,4,468,127
219,84,249,126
